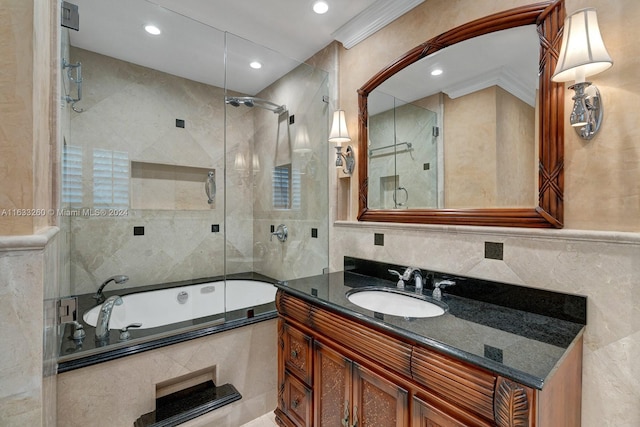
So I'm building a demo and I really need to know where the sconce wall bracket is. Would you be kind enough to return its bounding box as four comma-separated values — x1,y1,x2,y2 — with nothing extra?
335,145,355,175
569,82,603,140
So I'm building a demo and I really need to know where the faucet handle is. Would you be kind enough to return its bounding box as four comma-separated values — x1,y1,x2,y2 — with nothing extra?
434,279,456,288
388,269,406,288
388,269,402,278
65,320,85,340
119,323,142,341
432,279,455,300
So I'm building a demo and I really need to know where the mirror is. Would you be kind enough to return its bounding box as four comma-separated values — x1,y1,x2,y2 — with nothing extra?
357,1,565,228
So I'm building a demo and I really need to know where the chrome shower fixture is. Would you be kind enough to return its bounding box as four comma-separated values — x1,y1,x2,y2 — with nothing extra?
63,58,84,113
225,96,287,114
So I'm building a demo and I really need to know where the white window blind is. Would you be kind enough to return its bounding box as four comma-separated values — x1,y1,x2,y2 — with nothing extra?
272,164,301,210
93,149,129,208
62,144,83,207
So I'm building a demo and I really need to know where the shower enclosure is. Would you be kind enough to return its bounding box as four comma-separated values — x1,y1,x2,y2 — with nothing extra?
367,90,442,209
58,0,329,359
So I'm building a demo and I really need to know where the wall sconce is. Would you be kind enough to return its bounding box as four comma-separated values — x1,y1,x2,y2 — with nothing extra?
293,124,312,154
329,110,355,174
552,8,613,140
252,153,260,174
234,152,247,171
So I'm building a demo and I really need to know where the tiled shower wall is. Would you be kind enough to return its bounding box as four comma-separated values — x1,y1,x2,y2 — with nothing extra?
65,48,230,294
66,47,329,295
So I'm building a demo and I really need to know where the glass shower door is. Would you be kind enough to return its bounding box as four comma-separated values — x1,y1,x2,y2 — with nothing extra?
224,33,330,321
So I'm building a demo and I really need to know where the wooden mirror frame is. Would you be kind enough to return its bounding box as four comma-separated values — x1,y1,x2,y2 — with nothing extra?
357,0,565,228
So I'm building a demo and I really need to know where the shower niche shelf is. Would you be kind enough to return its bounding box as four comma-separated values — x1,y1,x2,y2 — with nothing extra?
130,161,216,211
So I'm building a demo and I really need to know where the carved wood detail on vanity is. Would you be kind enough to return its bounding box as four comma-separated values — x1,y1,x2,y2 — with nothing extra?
411,346,496,421
275,290,582,427
276,290,413,379
493,377,532,427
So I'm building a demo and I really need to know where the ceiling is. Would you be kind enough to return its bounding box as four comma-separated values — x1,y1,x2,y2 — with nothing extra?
67,0,535,104
68,0,421,95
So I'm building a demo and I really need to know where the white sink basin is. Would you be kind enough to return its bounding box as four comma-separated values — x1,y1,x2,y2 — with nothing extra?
347,288,447,318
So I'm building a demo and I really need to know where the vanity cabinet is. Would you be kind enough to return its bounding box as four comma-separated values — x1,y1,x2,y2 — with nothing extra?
274,290,582,427
314,341,408,426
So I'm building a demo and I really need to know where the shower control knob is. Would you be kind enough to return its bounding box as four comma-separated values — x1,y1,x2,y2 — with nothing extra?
270,224,288,242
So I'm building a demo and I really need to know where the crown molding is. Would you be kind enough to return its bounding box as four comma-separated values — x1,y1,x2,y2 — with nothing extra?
332,0,425,49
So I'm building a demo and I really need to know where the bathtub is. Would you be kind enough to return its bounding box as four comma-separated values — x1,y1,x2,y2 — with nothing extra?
83,280,277,330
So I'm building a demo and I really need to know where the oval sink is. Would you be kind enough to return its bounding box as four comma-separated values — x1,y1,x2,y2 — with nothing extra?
347,287,447,318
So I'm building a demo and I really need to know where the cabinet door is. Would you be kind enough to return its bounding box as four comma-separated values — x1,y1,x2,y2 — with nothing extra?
413,396,492,427
352,363,408,427
314,341,351,427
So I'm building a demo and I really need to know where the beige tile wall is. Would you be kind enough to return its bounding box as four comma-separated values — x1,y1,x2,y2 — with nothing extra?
0,228,59,427
0,0,35,235
57,318,277,427
331,2,640,426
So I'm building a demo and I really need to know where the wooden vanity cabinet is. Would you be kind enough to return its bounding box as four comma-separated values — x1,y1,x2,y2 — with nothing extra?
275,290,582,427
314,341,409,427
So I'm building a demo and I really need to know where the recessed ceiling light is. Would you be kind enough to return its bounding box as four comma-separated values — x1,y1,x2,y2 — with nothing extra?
313,1,329,14
144,25,161,35
250,61,262,69
430,68,443,76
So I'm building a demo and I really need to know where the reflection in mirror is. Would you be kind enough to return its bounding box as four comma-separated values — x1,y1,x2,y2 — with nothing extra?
367,26,538,210
358,1,565,227
368,91,440,209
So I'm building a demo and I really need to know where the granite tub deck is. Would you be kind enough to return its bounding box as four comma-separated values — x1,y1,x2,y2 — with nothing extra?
274,260,586,389
58,272,277,372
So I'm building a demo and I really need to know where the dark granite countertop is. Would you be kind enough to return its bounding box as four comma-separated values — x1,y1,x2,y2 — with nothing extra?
274,262,586,390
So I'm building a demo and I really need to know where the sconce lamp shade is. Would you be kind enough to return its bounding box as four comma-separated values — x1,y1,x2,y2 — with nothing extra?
293,124,312,153
552,8,612,83
234,152,247,171
329,110,351,145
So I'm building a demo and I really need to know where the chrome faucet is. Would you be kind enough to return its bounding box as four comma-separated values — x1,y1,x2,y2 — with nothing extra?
94,295,123,342
388,267,422,290
93,275,128,304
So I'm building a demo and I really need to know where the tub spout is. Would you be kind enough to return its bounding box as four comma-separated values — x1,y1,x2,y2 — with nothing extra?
94,275,128,304
95,295,123,342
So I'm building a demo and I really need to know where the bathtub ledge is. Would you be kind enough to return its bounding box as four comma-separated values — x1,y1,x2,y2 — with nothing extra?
58,311,277,373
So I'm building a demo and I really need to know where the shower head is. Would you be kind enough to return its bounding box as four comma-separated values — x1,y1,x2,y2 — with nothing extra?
225,96,286,114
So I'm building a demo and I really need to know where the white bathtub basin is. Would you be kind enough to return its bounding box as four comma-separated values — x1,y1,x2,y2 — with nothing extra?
347,288,447,318
83,280,276,330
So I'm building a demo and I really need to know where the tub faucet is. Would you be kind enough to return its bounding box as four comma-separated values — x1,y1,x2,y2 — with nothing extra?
94,295,123,342
93,275,128,304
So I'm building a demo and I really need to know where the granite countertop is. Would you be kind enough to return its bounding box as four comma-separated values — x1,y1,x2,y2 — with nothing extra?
274,268,586,390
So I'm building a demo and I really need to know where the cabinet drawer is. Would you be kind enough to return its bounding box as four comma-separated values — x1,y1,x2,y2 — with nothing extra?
283,371,313,427
411,347,496,421
283,323,313,385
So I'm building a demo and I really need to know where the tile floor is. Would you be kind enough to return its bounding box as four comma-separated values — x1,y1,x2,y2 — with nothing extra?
239,411,278,427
